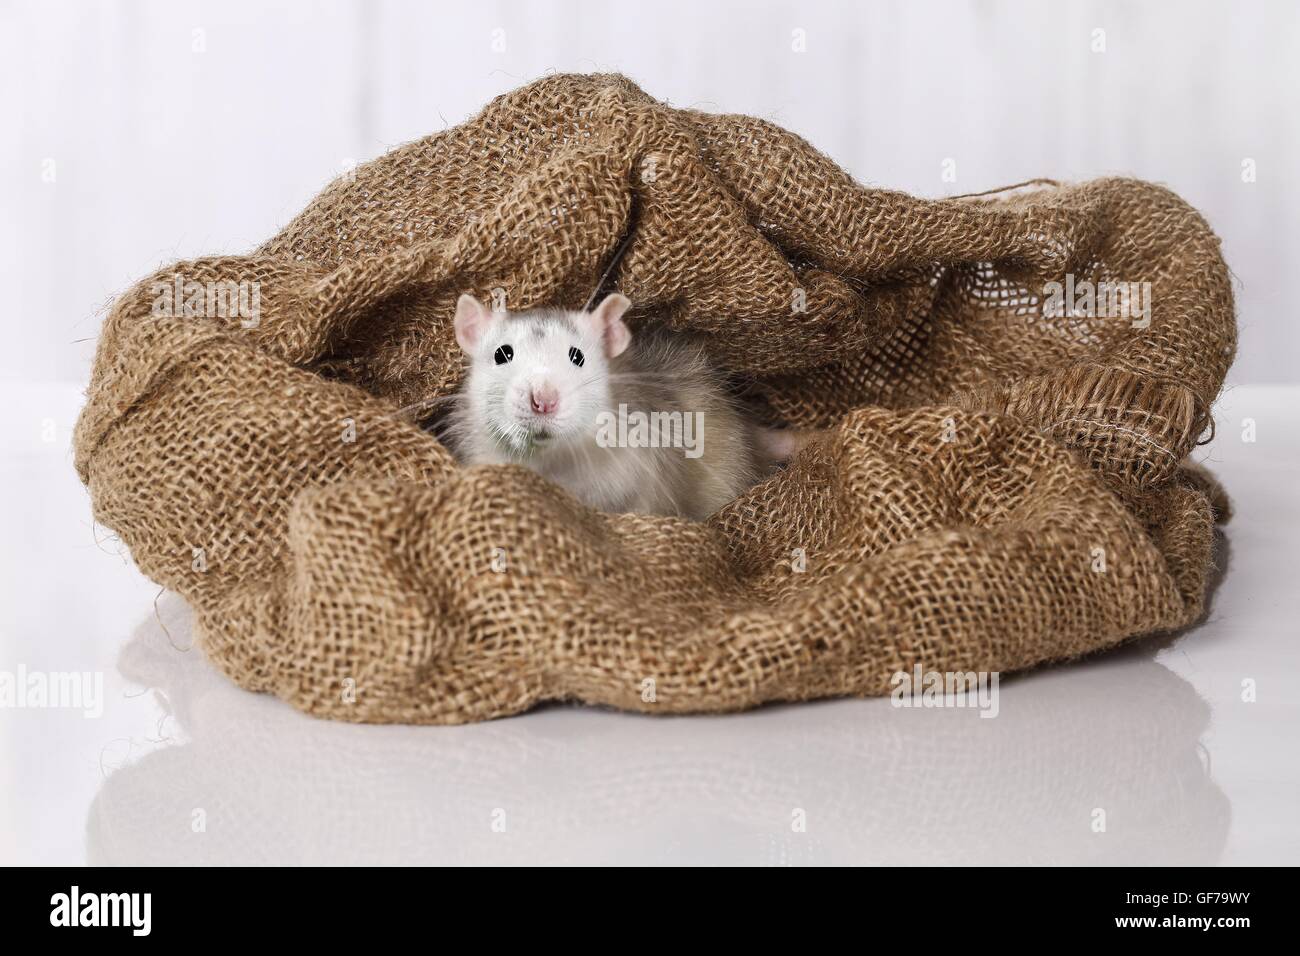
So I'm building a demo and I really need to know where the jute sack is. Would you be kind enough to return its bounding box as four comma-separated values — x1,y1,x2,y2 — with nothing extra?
73,74,1235,724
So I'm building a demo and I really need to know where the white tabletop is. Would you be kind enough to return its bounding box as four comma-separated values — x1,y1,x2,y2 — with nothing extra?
3,381,1297,865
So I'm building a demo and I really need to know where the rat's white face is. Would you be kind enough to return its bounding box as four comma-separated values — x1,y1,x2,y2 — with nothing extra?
454,294,632,456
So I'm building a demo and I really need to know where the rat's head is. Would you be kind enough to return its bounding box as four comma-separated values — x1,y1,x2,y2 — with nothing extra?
454,292,632,455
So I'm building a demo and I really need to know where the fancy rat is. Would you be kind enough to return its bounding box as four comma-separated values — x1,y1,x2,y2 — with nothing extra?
443,293,800,520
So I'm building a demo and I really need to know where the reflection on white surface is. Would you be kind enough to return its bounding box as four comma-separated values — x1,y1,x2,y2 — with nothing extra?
85,596,1228,866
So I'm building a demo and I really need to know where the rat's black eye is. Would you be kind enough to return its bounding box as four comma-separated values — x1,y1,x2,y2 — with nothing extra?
494,344,513,365
568,346,585,367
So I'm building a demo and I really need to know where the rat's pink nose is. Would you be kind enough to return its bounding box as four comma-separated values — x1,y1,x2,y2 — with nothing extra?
529,384,559,416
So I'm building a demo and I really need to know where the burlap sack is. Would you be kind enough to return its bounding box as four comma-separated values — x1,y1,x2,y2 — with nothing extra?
73,73,1235,724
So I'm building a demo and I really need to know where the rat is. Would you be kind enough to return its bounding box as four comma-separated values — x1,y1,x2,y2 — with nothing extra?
442,292,802,521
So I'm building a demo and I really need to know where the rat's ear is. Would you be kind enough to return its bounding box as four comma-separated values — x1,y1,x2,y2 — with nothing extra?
453,294,495,353
590,293,632,358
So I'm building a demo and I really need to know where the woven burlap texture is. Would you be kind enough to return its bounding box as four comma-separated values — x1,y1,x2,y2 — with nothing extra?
74,74,1235,724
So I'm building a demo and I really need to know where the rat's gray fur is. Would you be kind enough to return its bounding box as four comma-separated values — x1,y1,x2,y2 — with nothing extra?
445,305,784,521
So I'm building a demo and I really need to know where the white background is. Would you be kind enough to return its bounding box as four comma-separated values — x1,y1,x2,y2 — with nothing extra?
2,0,1297,385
